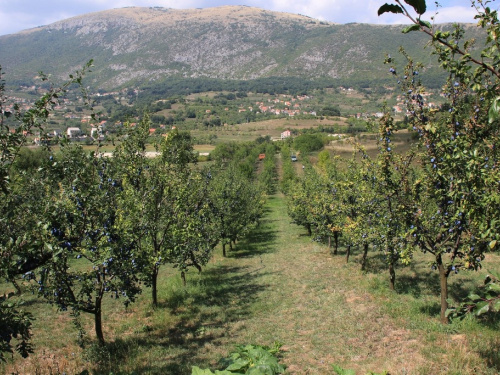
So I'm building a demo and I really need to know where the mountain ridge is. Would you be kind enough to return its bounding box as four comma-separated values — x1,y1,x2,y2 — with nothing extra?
17,6,336,35
0,6,478,91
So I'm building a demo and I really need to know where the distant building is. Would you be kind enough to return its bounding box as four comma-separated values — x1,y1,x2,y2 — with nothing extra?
281,130,292,140
66,127,81,138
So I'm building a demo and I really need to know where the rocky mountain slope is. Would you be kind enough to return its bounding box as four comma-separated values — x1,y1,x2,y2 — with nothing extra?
0,6,477,90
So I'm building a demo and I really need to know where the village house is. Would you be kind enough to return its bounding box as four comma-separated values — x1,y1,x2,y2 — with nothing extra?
67,127,81,138
281,130,292,139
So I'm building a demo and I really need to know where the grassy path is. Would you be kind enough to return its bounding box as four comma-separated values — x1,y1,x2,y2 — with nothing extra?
224,193,420,374
199,192,499,374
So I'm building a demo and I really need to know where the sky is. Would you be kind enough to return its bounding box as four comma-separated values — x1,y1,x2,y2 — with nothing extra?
0,0,483,36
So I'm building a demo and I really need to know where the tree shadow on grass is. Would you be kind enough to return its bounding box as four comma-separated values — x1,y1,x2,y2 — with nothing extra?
397,266,481,299
226,219,278,259
359,251,389,275
476,336,500,372
395,268,500,326
396,268,441,299
160,265,270,312
89,265,271,374
228,229,277,258
14,296,49,308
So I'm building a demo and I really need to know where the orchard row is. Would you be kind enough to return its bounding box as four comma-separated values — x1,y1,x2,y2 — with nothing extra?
282,0,500,325
1,76,270,357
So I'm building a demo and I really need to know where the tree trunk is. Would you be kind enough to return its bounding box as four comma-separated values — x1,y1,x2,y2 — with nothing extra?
181,271,186,287
389,258,396,291
306,224,312,236
437,253,449,324
222,243,226,257
361,243,369,271
94,295,105,346
346,245,351,263
229,241,233,251
152,265,159,307
11,279,22,296
334,232,339,255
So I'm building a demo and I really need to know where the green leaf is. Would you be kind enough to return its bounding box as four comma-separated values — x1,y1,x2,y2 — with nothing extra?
225,358,250,371
445,308,456,318
418,20,432,28
404,0,426,14
486,283,500,293
488,97,500,124
493,299,500,312
467,293,482,302
475,301,490,316
489,240,497,249
487,269,500,280
332,364,356,375
246,366,271,375
191,367,233,375
402,24,421,34
378,4,404,16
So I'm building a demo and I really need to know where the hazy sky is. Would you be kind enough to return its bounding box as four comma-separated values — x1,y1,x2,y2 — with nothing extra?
0,0,483,36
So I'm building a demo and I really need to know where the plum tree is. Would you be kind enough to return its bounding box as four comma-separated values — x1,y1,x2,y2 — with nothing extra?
116,119,219,303
379,0,500,322
33,145,141,346
0,62,93,355
209,164,265,257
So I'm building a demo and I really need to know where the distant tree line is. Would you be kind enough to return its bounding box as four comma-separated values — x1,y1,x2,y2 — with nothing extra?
137,76,339,104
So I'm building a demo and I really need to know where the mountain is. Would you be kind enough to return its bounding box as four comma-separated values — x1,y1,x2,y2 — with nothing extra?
0,6,478,91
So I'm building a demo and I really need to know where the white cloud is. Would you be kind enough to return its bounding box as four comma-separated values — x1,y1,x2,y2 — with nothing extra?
0,10,59,35
430,6,477,24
